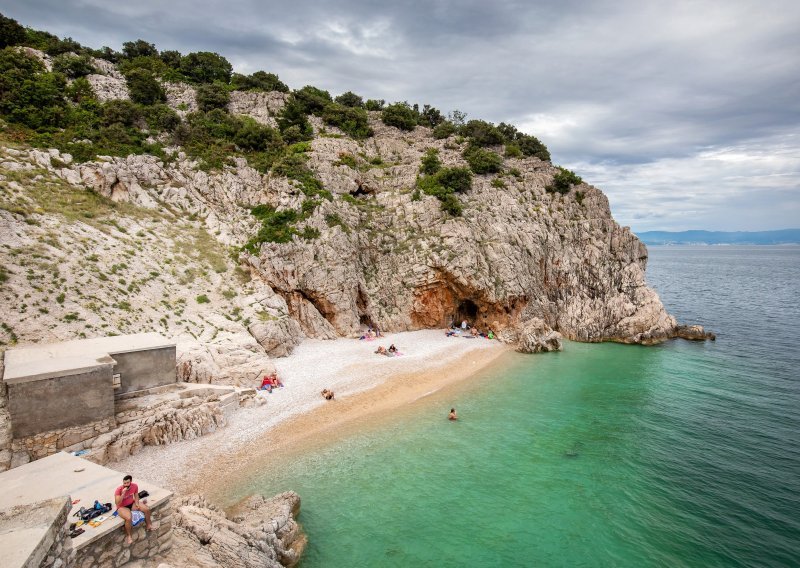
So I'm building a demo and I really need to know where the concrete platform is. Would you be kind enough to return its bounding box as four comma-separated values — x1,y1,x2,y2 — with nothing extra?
3,332,174,383
0,497,69,568
0,452,172,551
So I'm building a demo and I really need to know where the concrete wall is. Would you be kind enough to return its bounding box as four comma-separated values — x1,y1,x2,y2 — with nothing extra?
7,366,115,438
112,346,176,394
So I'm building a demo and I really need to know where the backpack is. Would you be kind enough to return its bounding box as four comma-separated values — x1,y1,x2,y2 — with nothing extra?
74,501,112,521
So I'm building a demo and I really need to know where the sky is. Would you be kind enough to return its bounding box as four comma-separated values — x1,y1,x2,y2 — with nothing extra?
2,0,799,232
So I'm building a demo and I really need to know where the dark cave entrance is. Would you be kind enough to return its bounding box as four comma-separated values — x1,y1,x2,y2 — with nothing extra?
454,299,479,326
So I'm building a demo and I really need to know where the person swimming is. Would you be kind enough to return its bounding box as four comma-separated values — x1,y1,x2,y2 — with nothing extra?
448,408,457,421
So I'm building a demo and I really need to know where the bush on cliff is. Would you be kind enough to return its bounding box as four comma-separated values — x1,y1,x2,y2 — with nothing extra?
546,167,583,194
0,48,68,129
415,166,472,216
196,82,231,112
52,53,96,79
180,51,233,84
0,13,26,48
321,102,373,139
463,146,503,174
125,68,167,106
420,148,441,175
335,91,364,108
460,119,504,147
231,71,289,93
122,39,159,59
381,102,417,131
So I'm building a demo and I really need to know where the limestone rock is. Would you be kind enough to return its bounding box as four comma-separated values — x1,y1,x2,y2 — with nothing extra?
516,318,563,353
674,324,716,341
160,493,305,568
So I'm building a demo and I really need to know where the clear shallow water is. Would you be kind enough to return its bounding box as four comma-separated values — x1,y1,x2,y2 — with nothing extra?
228,246,800,567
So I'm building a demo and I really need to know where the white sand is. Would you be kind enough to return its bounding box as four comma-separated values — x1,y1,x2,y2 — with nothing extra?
110,330,506,493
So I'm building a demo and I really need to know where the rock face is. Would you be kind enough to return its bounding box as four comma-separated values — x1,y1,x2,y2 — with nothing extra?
159,493,305,568
515,318,563,353
0,51,712,358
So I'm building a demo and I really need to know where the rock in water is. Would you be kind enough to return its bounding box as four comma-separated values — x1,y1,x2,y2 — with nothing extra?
516,318,563,353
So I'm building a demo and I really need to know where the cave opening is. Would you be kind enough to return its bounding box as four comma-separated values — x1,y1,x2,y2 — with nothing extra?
454,299,479,326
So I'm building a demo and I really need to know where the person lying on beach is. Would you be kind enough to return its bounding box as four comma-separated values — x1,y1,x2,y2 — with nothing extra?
375,345,388,355
470,327,479,337
321,388,335,400
388,344,397,353
448,408,458,421
360,328,377,341
259,374,283,392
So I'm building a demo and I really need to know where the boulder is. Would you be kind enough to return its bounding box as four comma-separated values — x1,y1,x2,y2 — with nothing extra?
516,318,563,353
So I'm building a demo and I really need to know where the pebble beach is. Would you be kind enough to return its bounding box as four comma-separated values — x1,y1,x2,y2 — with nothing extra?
110,329,508,499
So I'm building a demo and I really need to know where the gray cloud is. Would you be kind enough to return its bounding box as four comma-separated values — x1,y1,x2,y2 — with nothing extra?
1,0,798,232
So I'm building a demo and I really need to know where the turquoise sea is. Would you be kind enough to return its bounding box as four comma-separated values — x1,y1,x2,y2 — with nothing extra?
228,246,800,567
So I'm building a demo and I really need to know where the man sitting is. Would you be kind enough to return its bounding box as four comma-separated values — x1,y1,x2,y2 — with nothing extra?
115,474,152,544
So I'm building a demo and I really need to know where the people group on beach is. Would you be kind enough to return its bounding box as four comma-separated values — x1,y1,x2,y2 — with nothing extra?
375,343,401,356
446,320,495,339
321,388,335,400
359,327,383,341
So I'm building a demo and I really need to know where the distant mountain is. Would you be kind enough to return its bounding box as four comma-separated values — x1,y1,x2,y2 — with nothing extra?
637,229,800,245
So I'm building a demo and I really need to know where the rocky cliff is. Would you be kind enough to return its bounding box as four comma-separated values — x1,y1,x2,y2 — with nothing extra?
0,48,702,376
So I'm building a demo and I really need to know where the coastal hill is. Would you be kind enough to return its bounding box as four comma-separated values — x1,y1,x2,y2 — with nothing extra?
638,229,800,245
0,16,707,381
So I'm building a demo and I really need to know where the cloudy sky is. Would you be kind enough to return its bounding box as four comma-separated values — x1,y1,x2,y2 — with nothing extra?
3,0,799,232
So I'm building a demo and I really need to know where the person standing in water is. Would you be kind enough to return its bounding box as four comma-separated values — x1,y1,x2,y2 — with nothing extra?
448,408,457,421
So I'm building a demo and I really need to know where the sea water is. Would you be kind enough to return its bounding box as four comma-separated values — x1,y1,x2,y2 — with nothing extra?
233,246,800,567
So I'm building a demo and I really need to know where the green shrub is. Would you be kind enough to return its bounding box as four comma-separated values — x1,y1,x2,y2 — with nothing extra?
420,148,441,175
118,55,168,77
231,70,289,93
321,102,372,139
125,68,166,105
196,294,210,304
196,82,230,112
234,120,282,151
364,99,385,111
463,146,503,174
0,13,26,48
65,77,96,104
324,212,350,233
334,152,358,168
272,152,326,197
293,85,332,115
102,99,141,127
432,121,456,139
381,102,417,130
546,167,583,194
419,104,444,128
461,119,504,147
517,134,550,161
277,98,313,142
245,205,300,250
0,48,68,129
180,51,232,84
436,167,472,193
159,49,182,69
52,53,95,79
143,103,180,132
122,39,158,59
504,143,522,158
334,91,364,108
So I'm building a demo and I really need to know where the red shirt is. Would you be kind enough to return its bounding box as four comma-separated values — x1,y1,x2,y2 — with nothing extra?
115,482,138,509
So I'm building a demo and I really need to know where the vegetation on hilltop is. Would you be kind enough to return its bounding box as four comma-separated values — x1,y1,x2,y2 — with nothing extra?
0,11,583,247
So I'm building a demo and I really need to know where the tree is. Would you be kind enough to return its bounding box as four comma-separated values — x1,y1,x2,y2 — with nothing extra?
159,50,182,69
334,91,364,108
364,99,385,111
436,167,473,193
463,146,503,174
420,148,441,175
322,102,372,139
419,104,444,128
142,103,180,132
52,53,95,79
432,121,456,139
448,109,467,127
125,68,166,105
0,13,26,48
180,51,233,84
122,39,158,59
546,167,582,194
196,82,230,112
234,120,283,151
231,71,289,93
381,102,417,131
277,98,313,142
293,85,332,115
461,120,504,147
0,48,68,129
102,99,141,127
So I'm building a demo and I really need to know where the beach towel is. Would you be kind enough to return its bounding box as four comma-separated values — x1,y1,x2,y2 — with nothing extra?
132,510,145,526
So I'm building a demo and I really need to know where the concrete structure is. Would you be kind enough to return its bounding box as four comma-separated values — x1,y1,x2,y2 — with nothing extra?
0,452,173,568
3,333,176,438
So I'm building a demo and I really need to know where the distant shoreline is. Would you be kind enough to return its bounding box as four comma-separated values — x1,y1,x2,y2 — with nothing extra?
637,229,800,246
